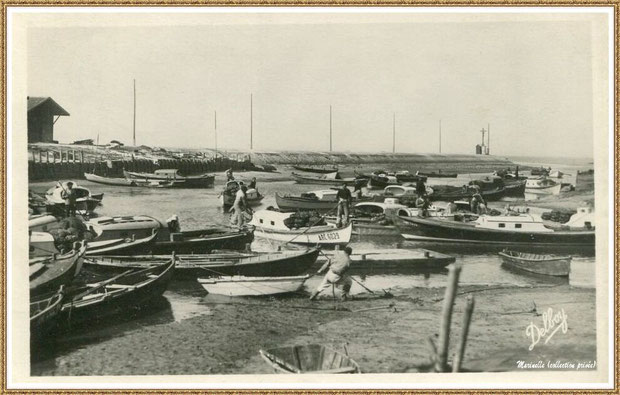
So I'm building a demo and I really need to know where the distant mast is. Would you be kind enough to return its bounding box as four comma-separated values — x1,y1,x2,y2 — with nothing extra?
250,93,253,150
487,123,491,155
132,79,136,146
392,113,396,153
439,119,442,153
214,110,217,158
329,105,333,152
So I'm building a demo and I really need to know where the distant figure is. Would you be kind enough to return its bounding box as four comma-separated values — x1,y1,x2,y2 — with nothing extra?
415,194,431,217
416,177,427,196
470,187,486,215
446,201,458,215
230,185,248,227
225,168,235,182
336,184,352,227
310,246,353,301
249,177,257,190
60,182,77,217
166,214,181,233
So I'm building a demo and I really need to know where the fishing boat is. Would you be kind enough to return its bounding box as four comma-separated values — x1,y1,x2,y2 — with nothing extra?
394,171,420,183
219,180,265,208
291,172,361,187
29,214,60,233
397,213,595,246
428,184,505,202
84,230,159,256
530,166,550,176
123,169,215,188
292,165,338,174
84,248,320,278
85,215,162,241
498,249,571,276
29,231,60,258
366,173,397,190
150,226,255,254
259,344,361,374
59,258,175,326
198,274,310,296
84,172,137,187
30,286,64,342
325,201,407,236
416,170,458,178
524,177,562,199
250,209,352,246
275,189,372,212
30,242,87,296
45,181,102,215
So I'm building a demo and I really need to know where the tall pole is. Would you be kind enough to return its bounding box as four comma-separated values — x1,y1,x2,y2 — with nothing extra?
392,113,396,153
214,110,217,157
132,79,136,147
250,93,253,150
487,123,491,155
439,119,442,153
329,105,333,152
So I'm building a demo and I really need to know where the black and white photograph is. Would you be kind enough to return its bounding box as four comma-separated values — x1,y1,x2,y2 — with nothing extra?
6,7,615,389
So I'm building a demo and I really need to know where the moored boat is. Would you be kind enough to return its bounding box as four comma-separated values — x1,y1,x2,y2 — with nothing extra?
498,249,571,276
259,344,361,374
84,248,320,278
30,286,64,342
397,213,595,246
292,165,338,174
525,177,562,199
45,181,101,215
250,209,352,246
150,226,255,254
85,215,162,241
325,201,407,236
416,170,458,178
291,172,361,187
84,172,137,187
198,274,310,296
84,230,159,256
429,184,504,202
123,169,215,188
30,241,87,296
219,180,265,208
276,189,372,212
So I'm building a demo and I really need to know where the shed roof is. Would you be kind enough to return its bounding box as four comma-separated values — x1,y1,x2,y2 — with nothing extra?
27,97,70,116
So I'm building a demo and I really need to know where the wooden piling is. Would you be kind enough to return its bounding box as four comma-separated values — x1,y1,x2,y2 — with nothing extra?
452,295,475,372
435,263,462,372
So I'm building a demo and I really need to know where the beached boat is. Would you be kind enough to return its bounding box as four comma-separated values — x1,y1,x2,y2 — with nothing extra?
530,167,550,176
85,248,320,278
525,177,562,199
275,189,372,212
85,215,162,241
259,344,361,374
416,170,458,178
84,172,137,187
30,242,87,296
29,231,60,258
498,249,571,276
292,165,338,174
150,226,255,254
250,209,352,246
394,171,420,183
219,180,265,208
397,213,595,246
198,274,310,296
428,184,505,202
45,181,101,215
291,172,361,187
123,169,215,188
84,230,160,256
325,201,407,236
367,173,397,190
29,214,60,233
59,258,175,326
30,286,64,342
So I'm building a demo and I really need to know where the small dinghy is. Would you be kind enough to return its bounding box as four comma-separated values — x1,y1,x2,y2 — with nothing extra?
259,344,361,374
198,274,310,296
84,230,159,256
84,172,137,187
30,242,87,297
498,249,572,276
45,181,102,215
30,286,64,341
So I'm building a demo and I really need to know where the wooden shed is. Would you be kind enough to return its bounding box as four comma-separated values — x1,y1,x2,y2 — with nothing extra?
27,96,70,143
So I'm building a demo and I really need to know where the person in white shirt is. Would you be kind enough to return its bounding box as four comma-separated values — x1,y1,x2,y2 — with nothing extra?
230,185,248,227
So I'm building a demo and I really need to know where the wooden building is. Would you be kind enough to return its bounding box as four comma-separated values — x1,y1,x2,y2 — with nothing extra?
27,97,70,143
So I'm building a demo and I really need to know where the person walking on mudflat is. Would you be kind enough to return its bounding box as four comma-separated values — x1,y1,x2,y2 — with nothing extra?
309,246,353,301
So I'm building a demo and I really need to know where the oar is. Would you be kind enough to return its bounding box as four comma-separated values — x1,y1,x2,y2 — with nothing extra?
350,275,393,298
71,269,134,300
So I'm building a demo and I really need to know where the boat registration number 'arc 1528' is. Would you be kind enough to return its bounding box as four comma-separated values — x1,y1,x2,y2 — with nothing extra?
318,232,340,241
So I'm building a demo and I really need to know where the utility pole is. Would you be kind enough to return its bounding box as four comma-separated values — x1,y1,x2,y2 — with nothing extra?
487,123,491,155
250,93,253,150
329,105,333,152
392,113,396,153
439,119,442,153
214,110,217,158
132,79,136,147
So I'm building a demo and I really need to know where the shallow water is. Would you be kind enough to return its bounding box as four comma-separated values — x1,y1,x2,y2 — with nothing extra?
29,168,596,372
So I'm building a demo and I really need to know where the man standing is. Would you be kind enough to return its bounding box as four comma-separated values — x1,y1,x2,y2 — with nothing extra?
309,246,353,301
225,168,235,182
415,176,427,196
336,184,352,227
230,184,248,227
60,182,77,217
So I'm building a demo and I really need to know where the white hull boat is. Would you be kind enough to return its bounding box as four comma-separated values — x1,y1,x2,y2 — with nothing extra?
198,275,310,296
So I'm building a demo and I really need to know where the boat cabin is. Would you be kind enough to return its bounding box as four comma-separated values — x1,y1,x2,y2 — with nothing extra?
353,201,406,218
250,210,296,231
474,214,553,233
526,177,559,188
384,185,417,197
565,207,595,229
153,169,183,178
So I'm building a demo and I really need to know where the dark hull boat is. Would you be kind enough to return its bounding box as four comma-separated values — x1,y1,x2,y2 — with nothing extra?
499,250,571,276
291,172,359,186
416,171,458,178
85,230,159,256
84,172,137,187
220,181,265,208
397,215,595,246
59,258,175,327
30,242,87,297
85,248,320,278
503,179,526,196
124,169,215,188
149,227,255,254
429,186,505,202
30,286,64,342
275,193,372,212
260,344,361,374
292,165,339,174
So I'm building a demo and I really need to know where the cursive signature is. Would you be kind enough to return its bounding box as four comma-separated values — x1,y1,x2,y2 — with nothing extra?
526,308,568,351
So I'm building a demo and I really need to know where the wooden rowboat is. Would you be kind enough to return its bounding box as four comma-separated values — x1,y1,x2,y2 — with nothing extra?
292,165,339,174
84,172,137,186
498,249,572,276
30,286,64,342
198,275,310,296
259,344,361,374
30,242,87,297
124,169,215,188
85,230,159,256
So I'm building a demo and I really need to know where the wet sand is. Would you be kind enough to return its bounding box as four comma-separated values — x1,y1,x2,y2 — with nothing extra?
35,284,595,376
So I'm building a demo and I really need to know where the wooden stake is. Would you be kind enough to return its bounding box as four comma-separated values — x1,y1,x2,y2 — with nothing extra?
452,295,475,372
435,264,461,372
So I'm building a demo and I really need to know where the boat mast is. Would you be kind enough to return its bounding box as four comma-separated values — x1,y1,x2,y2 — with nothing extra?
439,119,442,153
392,113,396,153
487,123,490,155
214,110,218,158
250,93,253,150
133,79,136,147
329,105,333,152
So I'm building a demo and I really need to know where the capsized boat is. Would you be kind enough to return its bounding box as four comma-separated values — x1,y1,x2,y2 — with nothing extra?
198,274,311,296
123,169,215,188
250,209,352,246
259,344,361,374
84,172,137,186
219,180,265,208
45,181,102,215
85,248,320,278
59,258,175,326
397,213,595,246
30,241,87,296
30,286,64,342
498,249,571,276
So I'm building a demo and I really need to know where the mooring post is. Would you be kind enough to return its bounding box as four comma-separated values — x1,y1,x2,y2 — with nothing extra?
435,263,462,372
452,295,475,372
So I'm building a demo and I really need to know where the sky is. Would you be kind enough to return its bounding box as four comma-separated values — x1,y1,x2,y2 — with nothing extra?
23,11,605,158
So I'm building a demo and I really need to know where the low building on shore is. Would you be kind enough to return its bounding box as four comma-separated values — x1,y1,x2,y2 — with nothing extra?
27,96,70,143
